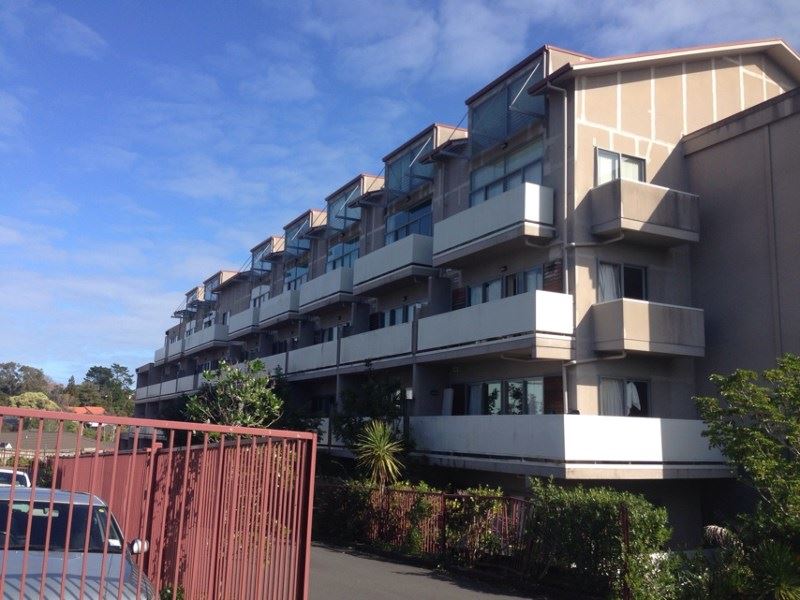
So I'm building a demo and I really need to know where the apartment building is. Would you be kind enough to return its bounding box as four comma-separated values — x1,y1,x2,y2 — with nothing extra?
135,38,800,542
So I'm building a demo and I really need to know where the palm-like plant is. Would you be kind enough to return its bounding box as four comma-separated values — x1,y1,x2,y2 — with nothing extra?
354,420,404,489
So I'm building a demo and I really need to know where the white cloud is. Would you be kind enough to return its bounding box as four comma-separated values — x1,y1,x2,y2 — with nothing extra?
299,0,799,91
0,1,108,60
239,64,317,102
0,90,24,135
25,184,79,216
47,12,107,59
145,63,221,100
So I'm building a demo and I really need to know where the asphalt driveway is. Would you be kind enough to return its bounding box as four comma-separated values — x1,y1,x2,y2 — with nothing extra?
310,543,541,600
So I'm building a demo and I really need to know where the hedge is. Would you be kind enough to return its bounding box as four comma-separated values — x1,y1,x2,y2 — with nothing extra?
313,478,675,597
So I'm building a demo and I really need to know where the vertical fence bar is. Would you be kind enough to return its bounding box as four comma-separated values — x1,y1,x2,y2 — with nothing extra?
38,419,65,600
440,492,448,563
78,424,104,599
207,434,227,600
0,417,25,598
135,429,160,599
186,432,209,600
98,426,123,600
620,503,631,600
59,421,84,599
18,417,45,600
170,429,193,599
254,438,274,599
152,428,174,595
221,435,243,598
298,434,316,600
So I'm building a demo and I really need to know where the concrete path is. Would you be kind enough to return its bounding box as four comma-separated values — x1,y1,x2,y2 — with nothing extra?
309,543,542,600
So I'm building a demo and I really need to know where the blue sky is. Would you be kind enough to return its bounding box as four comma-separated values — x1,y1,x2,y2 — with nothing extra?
0,0,798,383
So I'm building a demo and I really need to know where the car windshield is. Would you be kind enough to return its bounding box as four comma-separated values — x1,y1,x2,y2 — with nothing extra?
0,501,124,553
0,472,27,486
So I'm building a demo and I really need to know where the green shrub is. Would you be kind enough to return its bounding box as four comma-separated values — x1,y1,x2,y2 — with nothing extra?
313,480,373,542
445,486,504,565
524,478,672,597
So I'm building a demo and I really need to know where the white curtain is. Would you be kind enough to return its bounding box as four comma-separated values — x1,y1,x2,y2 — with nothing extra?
625,382,641,414
600,378,625,416
527,378,544,415
468,385,482,415
598,263,621,302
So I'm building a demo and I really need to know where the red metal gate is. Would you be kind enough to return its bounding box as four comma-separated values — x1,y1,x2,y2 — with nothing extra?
0,406,317,599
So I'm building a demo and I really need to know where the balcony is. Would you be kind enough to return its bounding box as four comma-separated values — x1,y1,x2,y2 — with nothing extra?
287,341,338,373
591,179,700,245
433,183,555,267
340,322,414,365
154,346,166,364
166,339,183,360
417,291,573,359
135,387,147,401
258,290,299,328
160,378,177,396
228,306,260,339
592,298,705,357
299,268,354,314
176,374,198,394
183,323,228,354
146,383,161,398
353,234,435,296
260,353,286,376
408,415,729,479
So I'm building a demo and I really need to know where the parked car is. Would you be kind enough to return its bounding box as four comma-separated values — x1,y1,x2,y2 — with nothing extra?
0,469,31,487
0,488,155,599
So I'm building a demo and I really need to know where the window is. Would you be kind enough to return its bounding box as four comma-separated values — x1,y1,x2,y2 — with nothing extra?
284,219,311,258
470,60,545,154
599,378,649,416
369,304,413,330
596,149,645,186
314,326,341,344
507,378,544,414
327,184,362,230
251,244,273,274
470,140,544,206
385,201,432,245
327,237,359,271
465,266,543,309
598,262,647,302
284,262,309,291
0,502,124,553
505,266,543,297
252,288,269,308
466,378,545,415
386,137,435,196
203,281,218,303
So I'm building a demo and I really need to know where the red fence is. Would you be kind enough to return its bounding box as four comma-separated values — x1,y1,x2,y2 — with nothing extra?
314,484,534,572
0,407,316,599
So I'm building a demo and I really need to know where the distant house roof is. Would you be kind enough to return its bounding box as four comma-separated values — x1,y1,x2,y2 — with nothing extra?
67,406,107,416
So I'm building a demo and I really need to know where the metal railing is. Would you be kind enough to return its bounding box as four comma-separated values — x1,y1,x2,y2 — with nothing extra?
0,406,316,599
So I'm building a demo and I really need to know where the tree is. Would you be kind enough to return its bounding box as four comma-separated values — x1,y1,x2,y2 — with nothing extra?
334,376,403,449
0,362,51,399
7,391,60,411
80,364,134,416
695,353,800,548
354,420,404,489
270,367,321,434
184,360,283,429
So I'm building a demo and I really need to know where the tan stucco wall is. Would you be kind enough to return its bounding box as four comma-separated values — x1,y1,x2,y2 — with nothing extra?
685,92,800,396
568,51,797,415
